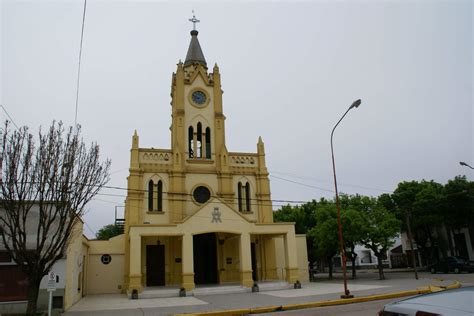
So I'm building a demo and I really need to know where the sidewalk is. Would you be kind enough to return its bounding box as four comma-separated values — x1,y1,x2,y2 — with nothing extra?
63,272,472,316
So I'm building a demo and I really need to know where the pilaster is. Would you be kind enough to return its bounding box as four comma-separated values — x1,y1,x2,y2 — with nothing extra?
129,233,142,293
284,230,299,284
171,61,185,156
181,234,195,291
239,232,254,287
127,131,144,226
256,137,273,223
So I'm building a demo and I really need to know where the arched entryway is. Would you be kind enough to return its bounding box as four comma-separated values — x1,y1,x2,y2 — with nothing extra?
193,233,218,284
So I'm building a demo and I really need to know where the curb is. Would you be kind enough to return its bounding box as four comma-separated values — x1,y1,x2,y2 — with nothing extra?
174,281,461,316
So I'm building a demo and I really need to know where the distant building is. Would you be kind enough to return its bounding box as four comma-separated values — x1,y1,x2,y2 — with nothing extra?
400,226,474,266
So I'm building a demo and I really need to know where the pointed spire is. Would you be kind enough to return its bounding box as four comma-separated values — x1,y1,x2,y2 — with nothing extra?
257,136,267,172
257,136,265,154
130,130,140,169
132,130,139,149
184,12,207,67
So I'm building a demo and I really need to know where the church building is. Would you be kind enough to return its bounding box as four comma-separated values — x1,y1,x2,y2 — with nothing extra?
0,17,309,314
120,20,308,295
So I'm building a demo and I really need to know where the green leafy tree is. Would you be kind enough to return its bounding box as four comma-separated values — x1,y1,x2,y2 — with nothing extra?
96,224,123,240
360,201,401,280
308,199,339,279
443,176,474,256
393,180,446,265
340,194,369,279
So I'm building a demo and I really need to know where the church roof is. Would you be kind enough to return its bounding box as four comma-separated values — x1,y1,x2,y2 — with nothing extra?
184,30,207,67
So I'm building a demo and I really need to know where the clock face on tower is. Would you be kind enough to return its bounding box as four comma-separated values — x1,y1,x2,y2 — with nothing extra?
191,90,207,105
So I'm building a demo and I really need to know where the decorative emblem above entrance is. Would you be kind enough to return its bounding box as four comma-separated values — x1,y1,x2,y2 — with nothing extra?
211,207,222,223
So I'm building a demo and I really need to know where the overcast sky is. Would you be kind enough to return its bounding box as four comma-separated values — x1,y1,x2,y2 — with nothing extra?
1,0,472,238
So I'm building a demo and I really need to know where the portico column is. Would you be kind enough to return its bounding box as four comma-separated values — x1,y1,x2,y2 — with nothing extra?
284,230,299,284
239,232,253,287
181,233,195,291
129,233,142,293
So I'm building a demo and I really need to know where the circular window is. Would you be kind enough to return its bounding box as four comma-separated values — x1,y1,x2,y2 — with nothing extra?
193,186,211,204
101,254,112,265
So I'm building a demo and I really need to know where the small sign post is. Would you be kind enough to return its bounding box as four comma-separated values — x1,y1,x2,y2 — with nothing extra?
47,271,56,316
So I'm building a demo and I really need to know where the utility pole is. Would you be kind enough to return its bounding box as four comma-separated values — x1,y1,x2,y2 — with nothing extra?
405,210,418,279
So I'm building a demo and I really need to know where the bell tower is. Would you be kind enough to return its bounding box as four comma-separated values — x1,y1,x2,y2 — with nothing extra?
170,13,226,164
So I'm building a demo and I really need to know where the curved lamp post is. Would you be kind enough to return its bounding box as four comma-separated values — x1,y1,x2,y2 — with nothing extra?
460,161,474,169
330,99,361,299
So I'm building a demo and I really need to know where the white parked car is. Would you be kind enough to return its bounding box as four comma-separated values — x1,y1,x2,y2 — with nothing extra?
379,287,473,316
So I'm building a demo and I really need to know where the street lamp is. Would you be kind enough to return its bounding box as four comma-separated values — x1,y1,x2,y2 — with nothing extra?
330,98,361,299
460,161,474,169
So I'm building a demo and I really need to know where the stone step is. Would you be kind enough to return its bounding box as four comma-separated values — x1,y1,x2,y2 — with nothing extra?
192,285,250,296
139,287,181,299
257,281,293,291
135,281,293,299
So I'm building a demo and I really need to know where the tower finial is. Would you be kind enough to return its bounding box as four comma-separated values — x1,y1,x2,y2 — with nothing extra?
188,10,200,31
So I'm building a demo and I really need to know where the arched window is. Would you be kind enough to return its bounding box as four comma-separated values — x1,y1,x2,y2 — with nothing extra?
157,180,163,212
148,180,154,211
205,127,211,159
197,122,202,158
245,183,251,212
238,182,243,212
188,126,194,158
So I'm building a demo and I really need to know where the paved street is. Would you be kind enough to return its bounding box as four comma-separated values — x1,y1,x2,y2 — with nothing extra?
63,271,474,316
259,298,400,316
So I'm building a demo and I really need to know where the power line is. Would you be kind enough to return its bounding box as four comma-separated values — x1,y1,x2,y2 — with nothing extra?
74,0,87,126
270,174,335,193
271,170,391,193
83,221,96,236
5,180,309,205
90,199,298,224
0,104,20,129
94,192,305,207
109,167,128,175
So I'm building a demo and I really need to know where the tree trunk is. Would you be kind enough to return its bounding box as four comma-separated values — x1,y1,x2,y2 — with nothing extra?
26,275,42,315
327,256,333,280
351,255,357,279
376,255,385,280
446,226,455,256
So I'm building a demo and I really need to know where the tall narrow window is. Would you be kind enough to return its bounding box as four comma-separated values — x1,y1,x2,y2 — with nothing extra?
157,180,163,212
188,126,194,158
238,182,243,212
205,127,211,159
197,122,202,158
245,183,251,212
148,180,154,211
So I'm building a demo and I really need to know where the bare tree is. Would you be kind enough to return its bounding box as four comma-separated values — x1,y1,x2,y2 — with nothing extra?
0,121,110,315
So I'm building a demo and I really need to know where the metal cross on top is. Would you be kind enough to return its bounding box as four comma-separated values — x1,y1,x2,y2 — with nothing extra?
189,10,200,31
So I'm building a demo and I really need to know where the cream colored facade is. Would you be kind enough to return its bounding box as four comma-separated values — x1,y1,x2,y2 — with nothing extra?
80,28,308,299
120,28,307,294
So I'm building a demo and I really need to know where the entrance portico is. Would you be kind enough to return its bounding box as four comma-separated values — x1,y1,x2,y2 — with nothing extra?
126,198,299,294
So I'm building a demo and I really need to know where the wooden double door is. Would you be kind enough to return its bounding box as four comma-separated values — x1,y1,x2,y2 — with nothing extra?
146,245,165,286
